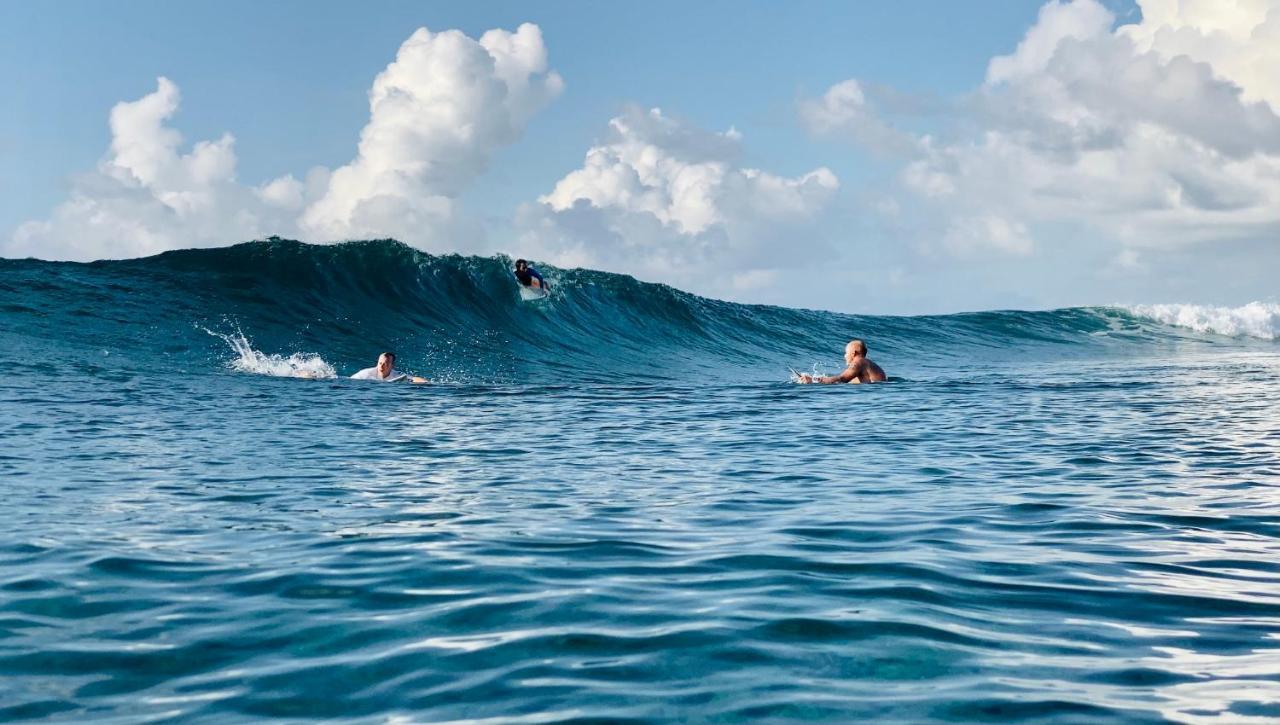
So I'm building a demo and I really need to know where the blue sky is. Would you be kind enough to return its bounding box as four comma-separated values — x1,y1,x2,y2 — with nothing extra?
4,0,1277,314
1,2,1062,228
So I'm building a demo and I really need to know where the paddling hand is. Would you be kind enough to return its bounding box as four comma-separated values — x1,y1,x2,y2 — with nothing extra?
410,376,429,384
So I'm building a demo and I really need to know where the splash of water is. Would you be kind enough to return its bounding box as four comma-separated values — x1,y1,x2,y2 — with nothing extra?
207,328,337,378
1125,302,1280,341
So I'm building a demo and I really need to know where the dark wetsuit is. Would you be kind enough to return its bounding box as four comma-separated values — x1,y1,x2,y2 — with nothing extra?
514,266,548,290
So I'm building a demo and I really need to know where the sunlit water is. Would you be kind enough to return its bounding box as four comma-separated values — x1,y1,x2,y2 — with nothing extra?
2,242,1279,722
3,351,1279,722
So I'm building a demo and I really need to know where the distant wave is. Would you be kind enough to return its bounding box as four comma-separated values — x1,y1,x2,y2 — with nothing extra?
0,239,1272,382
1125,302,1280,341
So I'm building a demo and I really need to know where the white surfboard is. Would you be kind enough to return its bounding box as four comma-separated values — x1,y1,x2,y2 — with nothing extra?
519,285,550,301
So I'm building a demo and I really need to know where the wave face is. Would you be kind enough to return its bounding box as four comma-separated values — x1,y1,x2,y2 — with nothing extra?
0,239,1272,382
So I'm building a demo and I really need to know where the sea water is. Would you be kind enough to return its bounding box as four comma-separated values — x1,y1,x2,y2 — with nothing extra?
2,240,1278,722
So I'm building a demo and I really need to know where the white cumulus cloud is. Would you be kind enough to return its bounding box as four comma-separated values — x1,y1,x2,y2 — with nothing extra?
943,215,1034,256
7,23,562,261
798,79,922,155
298,23,563,247
805,0,1280,263
516,106,838,296
8,77,283,260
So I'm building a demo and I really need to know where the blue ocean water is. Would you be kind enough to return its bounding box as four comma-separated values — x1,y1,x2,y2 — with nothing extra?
2,240,1279,722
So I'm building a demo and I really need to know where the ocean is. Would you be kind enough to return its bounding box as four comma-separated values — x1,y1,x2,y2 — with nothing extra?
2,239,1278,722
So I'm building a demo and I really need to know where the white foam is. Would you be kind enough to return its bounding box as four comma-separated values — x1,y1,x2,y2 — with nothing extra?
207,329,337,378
789,365,829,383
1125,302,1280,340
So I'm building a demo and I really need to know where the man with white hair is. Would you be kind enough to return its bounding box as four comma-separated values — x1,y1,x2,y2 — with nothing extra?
798,339,887,384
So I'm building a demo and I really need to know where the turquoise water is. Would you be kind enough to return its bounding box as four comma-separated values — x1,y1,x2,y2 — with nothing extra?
2,240,1279,722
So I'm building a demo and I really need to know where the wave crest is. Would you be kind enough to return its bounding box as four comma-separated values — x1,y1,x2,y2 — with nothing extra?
1,240,1274,383
1125,303,1280,341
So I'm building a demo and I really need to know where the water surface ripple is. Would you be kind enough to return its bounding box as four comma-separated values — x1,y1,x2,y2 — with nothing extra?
3,352,1279,722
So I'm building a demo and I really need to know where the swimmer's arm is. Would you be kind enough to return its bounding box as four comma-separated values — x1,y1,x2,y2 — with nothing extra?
409,376,429,384
811,365,858,384
819,370,856,384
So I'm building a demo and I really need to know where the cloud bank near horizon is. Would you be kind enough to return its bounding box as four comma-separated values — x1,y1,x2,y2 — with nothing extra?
516,106,838,296
5,18,840,302
7,23,563,261
6,2,1279,311
803,0,1280,270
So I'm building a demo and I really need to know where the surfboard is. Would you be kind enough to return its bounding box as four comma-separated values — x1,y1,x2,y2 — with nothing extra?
519,285,550,302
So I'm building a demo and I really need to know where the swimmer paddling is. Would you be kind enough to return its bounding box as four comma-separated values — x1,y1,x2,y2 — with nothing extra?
351,352,428,384
797,340,887,384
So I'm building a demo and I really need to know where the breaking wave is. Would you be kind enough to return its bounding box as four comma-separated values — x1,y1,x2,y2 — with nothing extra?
1125,302,1280,341
0,238,1272,383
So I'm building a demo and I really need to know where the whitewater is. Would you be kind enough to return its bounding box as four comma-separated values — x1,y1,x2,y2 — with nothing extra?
2,239,1278,723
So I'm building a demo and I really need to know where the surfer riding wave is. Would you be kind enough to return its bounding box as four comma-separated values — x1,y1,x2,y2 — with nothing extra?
513,259,549,291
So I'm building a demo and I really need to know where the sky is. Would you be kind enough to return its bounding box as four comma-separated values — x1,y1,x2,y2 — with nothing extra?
2,0,1277,314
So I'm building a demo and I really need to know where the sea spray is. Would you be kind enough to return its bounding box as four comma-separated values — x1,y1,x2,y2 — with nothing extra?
1125,302,1280,341
206,327,336,378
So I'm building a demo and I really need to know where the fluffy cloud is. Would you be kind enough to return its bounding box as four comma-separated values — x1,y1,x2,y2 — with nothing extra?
798,79,921,155
1121,0,1280,109
943,215,1034,257
7,24,561,261
299,23,562,246
9,77,283,260
807,0,1280,261
517,106,838,296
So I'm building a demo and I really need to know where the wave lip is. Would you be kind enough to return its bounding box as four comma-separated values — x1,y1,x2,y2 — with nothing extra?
1124,302,1280,341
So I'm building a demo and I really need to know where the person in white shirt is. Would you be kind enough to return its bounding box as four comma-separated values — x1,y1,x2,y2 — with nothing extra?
350,352,427,383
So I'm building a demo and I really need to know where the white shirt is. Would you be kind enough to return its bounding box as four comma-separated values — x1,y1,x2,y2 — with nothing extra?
351,367,407,382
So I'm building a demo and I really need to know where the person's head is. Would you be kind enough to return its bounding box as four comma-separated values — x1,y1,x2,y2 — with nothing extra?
845,339,867,364
515,259,528,271
376,352,396,377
